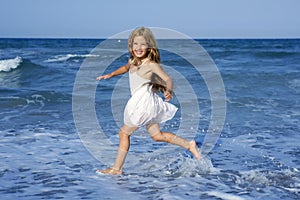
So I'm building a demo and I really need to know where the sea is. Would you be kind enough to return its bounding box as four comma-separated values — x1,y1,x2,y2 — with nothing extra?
0,38,299,200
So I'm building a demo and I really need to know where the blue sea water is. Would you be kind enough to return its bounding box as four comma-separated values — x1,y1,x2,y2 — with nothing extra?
0,38,299,199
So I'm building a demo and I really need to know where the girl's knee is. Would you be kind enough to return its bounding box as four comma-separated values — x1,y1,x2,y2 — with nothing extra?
146,123,161,137
151,132,163,142
120,126,138,136
119,130,131,140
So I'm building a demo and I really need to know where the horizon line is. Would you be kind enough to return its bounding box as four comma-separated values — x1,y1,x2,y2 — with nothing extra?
0,37,299,40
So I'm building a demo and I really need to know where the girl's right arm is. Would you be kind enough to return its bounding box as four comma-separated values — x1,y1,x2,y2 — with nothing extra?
96,62,130,81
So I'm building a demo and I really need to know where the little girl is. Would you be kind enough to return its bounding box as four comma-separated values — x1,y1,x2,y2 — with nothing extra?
96,27,201,175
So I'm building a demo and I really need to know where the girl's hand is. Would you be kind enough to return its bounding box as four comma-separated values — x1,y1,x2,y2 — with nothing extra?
164,90,172,101
96,74,113,81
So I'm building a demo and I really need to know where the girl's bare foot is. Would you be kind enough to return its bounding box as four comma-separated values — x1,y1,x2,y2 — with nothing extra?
96,168,122,175
188,140,201,160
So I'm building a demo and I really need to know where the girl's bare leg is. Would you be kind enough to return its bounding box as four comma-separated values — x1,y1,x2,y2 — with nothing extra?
147,124,201,160
98,148,128,175
97,126,137,175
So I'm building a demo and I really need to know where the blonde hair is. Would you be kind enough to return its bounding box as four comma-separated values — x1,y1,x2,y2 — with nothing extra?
128,27,160,66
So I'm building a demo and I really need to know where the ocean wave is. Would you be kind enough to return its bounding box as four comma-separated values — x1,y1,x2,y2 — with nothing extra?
0,56,22,72
44,54,99,63
288,78,300,94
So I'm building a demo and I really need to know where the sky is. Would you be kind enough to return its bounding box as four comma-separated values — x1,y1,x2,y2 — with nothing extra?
0,0,299,39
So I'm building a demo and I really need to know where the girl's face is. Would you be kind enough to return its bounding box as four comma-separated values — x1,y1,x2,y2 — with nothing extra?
132,36,148,59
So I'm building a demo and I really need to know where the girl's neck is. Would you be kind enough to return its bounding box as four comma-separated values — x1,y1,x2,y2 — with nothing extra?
139,57,150,66
140,57,149,64
131,56,150,67
137,57,149,67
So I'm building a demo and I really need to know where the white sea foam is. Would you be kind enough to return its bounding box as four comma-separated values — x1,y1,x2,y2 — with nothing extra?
206,191,246,200
0,56,22,72
45,54,99,62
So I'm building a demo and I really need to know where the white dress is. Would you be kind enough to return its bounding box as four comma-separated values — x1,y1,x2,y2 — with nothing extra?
123,69,178,127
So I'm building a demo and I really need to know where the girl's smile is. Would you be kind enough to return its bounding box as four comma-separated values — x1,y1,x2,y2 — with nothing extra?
132,36,148,58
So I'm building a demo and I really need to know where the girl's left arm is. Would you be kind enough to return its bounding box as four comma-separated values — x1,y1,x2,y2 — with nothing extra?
151,63,173,101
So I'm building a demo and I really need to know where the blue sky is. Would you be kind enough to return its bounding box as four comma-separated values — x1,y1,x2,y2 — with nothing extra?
1,0,299,38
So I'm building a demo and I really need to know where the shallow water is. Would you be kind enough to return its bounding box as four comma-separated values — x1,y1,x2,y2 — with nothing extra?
0,38,299,199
